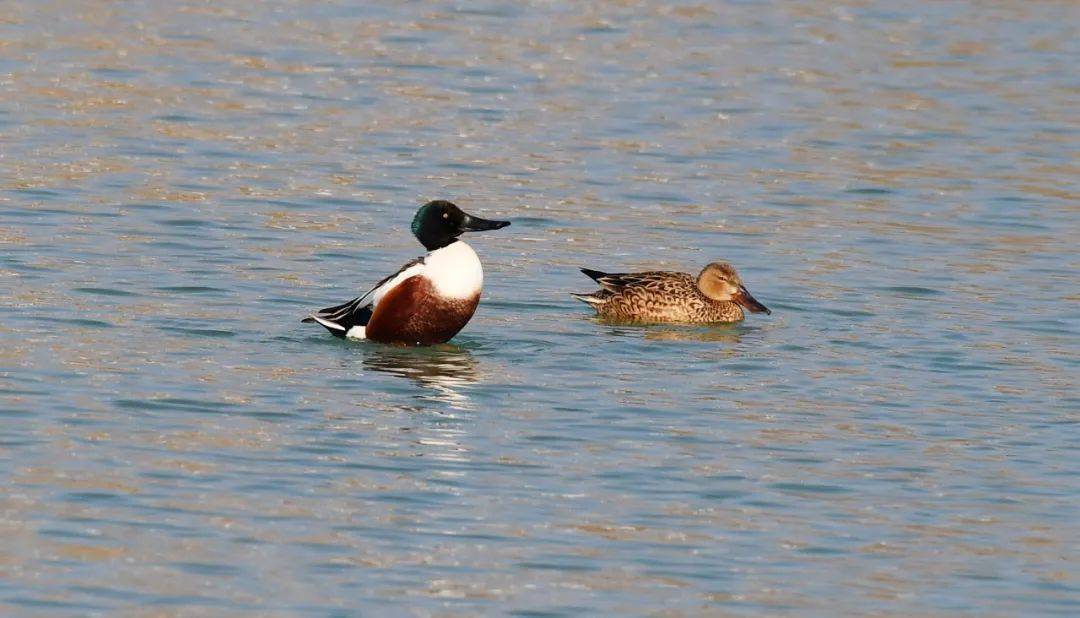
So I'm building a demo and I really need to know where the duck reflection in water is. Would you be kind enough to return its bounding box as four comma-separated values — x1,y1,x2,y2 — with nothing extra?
603,322,751,344
361,343,479,409
644,323,750,344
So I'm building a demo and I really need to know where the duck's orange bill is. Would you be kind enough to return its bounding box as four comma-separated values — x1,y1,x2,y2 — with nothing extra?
733,286,771,315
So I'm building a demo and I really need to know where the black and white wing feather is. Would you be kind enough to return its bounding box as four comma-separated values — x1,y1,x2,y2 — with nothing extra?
303,256,425,337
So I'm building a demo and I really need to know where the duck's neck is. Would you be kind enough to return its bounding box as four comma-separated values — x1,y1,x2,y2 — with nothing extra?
418,234,457,251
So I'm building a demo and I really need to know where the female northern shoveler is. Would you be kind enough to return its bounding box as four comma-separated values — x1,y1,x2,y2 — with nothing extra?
572,262,771,323
303,200,510,345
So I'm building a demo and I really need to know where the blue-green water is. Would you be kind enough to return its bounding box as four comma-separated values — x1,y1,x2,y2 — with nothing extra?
1,1,1077,615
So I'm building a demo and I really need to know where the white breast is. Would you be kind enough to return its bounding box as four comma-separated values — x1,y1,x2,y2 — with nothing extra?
425,241,483,299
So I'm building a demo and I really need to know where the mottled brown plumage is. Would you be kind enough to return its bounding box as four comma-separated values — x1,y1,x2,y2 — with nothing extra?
573,262,770,324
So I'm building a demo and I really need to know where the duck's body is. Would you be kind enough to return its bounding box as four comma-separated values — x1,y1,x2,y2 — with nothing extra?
573,262,770,324
304,201,509,346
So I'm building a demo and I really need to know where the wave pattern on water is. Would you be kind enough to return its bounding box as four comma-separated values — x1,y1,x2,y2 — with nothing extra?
0,0,1077,615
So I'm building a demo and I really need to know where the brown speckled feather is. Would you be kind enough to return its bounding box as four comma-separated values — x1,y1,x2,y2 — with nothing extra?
575,270,745,323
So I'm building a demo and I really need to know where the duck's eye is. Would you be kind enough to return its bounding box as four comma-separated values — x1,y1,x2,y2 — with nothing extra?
442,212,449,219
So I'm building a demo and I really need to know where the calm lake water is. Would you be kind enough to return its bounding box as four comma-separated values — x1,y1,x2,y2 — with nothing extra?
1,1,1077,615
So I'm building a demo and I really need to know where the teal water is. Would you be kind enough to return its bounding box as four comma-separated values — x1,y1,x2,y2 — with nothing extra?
1,1,1077,615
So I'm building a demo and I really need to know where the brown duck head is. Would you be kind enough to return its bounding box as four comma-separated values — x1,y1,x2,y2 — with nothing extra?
696,262,771,315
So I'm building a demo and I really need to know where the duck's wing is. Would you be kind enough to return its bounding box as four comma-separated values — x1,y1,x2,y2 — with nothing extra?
301,295,373,336
580,269,688,293
304,256,426,337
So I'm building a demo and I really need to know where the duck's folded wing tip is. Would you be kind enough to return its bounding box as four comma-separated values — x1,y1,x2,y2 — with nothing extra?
571,291,610,306
308,314,347,332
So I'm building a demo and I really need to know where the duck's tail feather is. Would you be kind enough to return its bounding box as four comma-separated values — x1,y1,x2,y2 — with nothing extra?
580,268,609,282
307,314,349,337
576,268,619,307
581,268,635,294
303,297,373,338
571,290,611,307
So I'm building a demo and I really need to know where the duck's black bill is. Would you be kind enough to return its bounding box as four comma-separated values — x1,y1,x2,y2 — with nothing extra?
733,286,771,315
460,212,510,232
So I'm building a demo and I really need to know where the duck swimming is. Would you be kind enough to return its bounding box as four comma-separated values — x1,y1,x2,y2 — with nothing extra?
304,200,510,345
572,262,770,324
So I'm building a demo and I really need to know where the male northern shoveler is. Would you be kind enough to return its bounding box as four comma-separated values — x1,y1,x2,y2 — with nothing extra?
572,262,771,323
303,200,510,345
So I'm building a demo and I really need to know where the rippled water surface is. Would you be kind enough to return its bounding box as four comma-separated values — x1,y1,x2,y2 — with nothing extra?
2,1,1078,615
